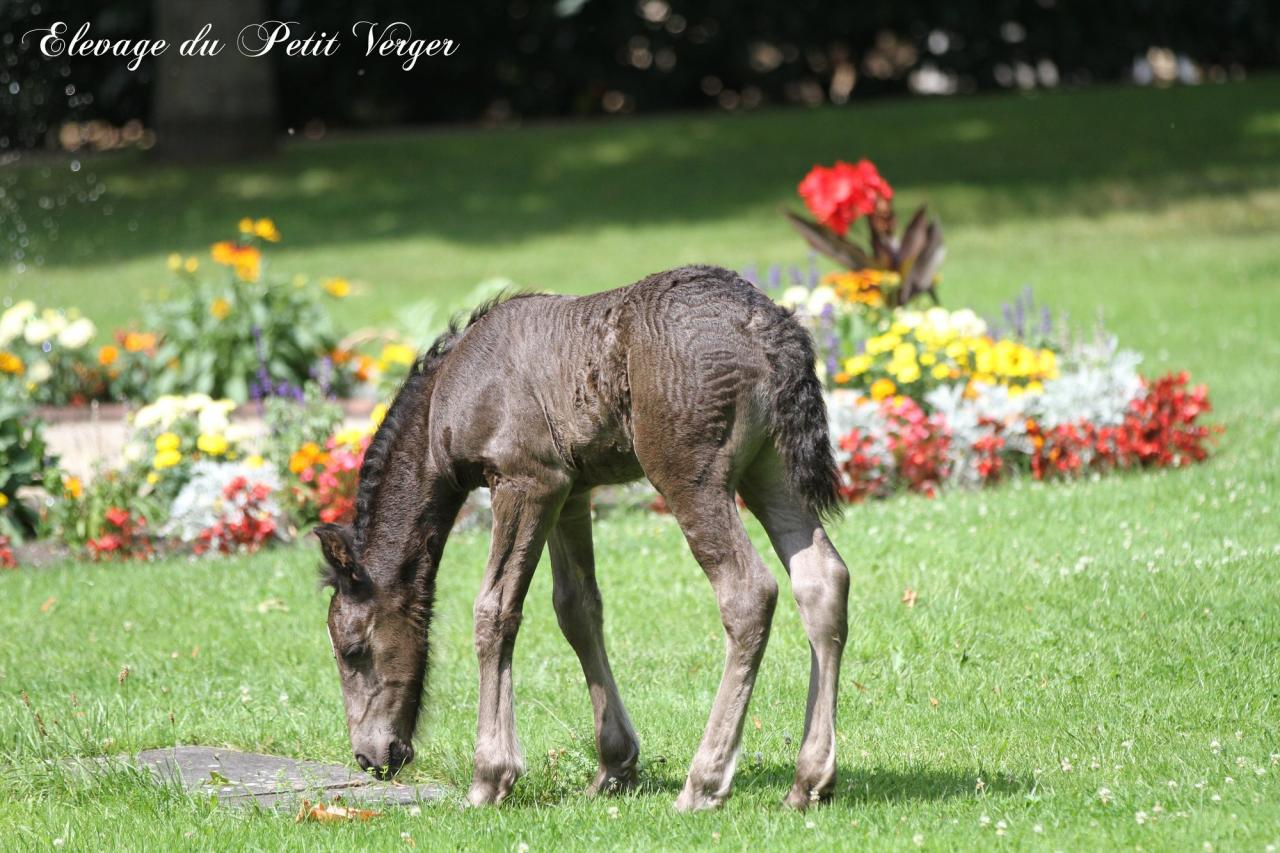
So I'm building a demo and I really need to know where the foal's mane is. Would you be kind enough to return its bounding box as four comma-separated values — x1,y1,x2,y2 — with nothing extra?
350,292,532,551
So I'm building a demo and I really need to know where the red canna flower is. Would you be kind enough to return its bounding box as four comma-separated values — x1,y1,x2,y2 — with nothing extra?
798,159,894,236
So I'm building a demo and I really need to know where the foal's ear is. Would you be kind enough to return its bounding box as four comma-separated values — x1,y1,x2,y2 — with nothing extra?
314,523,365,590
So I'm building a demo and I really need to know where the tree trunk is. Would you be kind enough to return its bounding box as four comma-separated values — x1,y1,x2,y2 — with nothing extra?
151,0,277,162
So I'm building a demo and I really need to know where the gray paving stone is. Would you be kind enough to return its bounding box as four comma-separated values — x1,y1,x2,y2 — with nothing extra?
134,746,445,810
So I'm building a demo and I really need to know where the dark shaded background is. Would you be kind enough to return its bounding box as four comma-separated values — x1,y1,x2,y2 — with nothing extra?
2,0,1278,153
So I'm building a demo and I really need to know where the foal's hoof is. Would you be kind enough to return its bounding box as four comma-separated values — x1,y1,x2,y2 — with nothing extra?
673,784,726,812
783,781,832,811
588,766,638,796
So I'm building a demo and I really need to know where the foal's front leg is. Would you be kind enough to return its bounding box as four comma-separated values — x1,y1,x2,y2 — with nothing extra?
467,475,568,807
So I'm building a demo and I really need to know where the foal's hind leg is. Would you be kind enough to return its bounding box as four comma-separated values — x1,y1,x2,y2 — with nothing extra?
548,490,640,794
659,484,779,811
740,449,850,810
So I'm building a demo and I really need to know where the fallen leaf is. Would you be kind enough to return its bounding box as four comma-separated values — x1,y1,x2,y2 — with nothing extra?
752,716,762,731
40,596,57,614
295,799,382,823
929,696,939,707
854,681,868,693
118,666,130,685
901,588,918,608
256,598,289,614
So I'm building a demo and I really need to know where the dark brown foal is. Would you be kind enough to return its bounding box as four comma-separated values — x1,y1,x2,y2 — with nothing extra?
316,265,850,810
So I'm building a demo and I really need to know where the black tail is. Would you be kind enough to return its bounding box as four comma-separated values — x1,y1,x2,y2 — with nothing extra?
763,312,842,520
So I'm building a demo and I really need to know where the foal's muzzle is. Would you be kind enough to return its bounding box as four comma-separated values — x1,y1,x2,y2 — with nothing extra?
355,739,414,779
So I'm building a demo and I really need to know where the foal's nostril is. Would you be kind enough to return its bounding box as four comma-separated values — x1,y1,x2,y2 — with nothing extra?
388,740,414,774
355,752,373,772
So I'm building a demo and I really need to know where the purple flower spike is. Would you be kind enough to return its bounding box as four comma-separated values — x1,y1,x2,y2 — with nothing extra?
767,265,781,291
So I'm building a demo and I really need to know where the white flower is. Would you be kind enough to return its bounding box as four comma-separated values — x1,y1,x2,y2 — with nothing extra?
27,359,52,384
134,396,181,429
806,285,839,316
778,285,812,310
197,400,236,434
23,317,53,345
0,300,36,345
949,308,987,338
57,316,96,349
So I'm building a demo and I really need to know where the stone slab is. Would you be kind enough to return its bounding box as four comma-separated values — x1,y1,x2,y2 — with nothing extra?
134,746,445,810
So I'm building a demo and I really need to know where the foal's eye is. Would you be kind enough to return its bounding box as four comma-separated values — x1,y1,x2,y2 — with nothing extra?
341,644,368,663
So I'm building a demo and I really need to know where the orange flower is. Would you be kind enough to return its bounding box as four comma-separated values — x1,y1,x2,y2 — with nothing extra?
288,442,329,474
330,348,352,366
210,298,232,320
210,241,262,282
121,331,158,353
354,354,377,382
0,352,23,375
98,345,119,366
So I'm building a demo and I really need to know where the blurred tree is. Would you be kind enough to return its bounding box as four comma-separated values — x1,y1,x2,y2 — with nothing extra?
151,0,277,161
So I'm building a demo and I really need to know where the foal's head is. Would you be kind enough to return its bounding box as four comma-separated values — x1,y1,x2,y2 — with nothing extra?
315,521,431,778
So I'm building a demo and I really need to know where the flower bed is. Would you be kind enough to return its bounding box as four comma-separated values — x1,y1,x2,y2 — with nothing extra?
752,158,1220,502
0,175,1222,568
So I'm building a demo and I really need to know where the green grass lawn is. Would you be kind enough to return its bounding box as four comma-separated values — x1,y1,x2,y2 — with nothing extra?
3,79,1280,850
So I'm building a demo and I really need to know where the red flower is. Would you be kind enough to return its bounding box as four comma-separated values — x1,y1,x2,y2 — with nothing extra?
798,159,894,236
104,507,131,529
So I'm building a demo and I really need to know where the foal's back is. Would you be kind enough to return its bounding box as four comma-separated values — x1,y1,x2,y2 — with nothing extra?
429,265,809,495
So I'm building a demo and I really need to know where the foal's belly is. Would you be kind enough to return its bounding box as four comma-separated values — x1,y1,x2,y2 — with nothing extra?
573,445,645,487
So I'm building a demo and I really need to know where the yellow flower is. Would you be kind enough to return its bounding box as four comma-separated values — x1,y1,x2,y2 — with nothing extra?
931,363,952,380
167,253,183,271
146,472,160,485
184,256,199,273
380,342,416,367
324,277,351,298
0,493,8,508
844,354,872,375
891,342,918,365
895,363,921,384
63,476,83,499
919,352,936,366
1025,380,1045,395
1038,349,1059,379
238,217,255,234
332,426,369,451
245,454,265,469
1008,385,1025,398
155,432,181,452
371,402,388,427
153,448,182,469
0,351,24,375
870,378,897,401
253,218,281,242
865,333,901,356
210,298,232,320
196,432,229,456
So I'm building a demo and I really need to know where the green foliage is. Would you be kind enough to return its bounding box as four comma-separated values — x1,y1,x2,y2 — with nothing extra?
262,385,346,481
44,467,163,549
0,384,52,540
144,232,350,403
